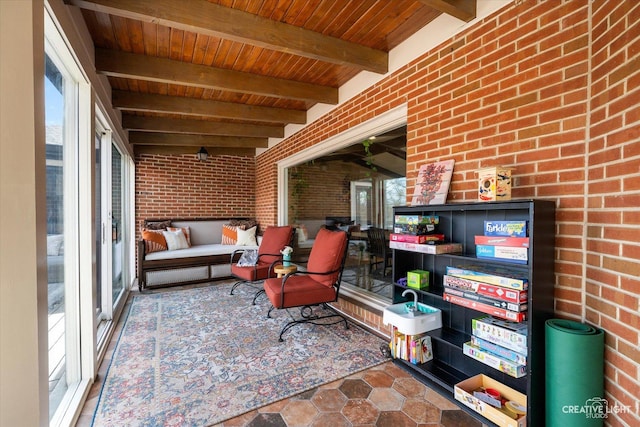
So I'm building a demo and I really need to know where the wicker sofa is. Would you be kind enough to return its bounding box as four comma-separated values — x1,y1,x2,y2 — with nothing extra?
137,218,259,291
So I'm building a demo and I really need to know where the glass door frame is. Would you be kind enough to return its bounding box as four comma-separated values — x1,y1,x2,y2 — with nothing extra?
95,109,129,351
45,6,95,426
350,181,373,229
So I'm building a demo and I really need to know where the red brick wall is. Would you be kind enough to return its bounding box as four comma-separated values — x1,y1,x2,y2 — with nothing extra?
288,161,373,223
587,1,640,424
255,1,639,425
135,154,255,235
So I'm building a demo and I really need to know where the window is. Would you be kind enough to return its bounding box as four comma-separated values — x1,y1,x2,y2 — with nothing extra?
45,9,93,426
279,106,407,306
383,177,406,229
43,5,133,425
45,30,85,426
45,49,71,421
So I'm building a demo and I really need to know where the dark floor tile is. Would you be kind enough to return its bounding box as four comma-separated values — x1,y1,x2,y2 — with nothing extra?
246,412,288,427
293,387,318,400
311,412,351,427
376,410,417,427
440,409,482,427
339,378,373,399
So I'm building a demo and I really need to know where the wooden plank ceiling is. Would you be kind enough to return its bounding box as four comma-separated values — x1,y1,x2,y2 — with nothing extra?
68,0,476,157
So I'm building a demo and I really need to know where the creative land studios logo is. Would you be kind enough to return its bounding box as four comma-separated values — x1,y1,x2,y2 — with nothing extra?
562,397,634,419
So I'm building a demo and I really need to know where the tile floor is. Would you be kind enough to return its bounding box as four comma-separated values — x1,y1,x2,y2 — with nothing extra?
76,282,485,427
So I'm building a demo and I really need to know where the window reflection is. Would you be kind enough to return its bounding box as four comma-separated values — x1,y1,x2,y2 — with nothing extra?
45,52,67,420
285,125,406,300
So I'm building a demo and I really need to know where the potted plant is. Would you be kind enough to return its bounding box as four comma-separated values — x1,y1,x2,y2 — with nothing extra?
281,246,293,267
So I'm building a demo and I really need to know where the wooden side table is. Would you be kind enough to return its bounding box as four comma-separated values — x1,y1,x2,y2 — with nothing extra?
274,264,297,278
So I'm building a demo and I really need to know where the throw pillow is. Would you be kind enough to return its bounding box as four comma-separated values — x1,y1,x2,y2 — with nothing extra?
168,226,191,247
297,224,308,243
144,220,171,230
162,229,189,251
236,249,258,267
47,234,64,256
228,219,258,231
236,226,258,246
142,229,168,253
221,224,244,245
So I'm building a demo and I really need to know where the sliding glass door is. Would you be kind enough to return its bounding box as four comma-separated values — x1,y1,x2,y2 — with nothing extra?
45,49,73,421
95,117,127,344
45,16,87,423
111,146,125,305
45,5,132,424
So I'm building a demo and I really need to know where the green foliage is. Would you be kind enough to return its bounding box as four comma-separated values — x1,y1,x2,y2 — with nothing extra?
362,138,377,173
289,166,309,223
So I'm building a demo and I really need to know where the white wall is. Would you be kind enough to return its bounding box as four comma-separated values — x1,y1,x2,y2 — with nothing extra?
0,1,48,426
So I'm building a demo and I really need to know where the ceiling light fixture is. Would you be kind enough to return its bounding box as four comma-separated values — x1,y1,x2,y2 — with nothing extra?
197,147,208,162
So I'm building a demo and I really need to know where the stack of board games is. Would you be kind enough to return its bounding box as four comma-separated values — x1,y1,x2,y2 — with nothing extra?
443,265,528,322
390,214,464,254
391,215,445,243
462,316,528,378
475,220,529,264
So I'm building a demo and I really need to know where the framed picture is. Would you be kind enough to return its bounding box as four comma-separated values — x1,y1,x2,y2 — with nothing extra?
411,159,455,206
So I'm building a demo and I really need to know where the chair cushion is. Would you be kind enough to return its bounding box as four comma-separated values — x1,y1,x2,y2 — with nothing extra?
258,226,294,264
307,228,348,287
264,275,337,309
231,263,272,281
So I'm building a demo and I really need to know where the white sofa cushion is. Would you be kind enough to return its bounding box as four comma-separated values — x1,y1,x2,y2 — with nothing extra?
145,243,259,261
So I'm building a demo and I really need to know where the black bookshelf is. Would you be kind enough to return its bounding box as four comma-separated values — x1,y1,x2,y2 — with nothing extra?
390,199,556,427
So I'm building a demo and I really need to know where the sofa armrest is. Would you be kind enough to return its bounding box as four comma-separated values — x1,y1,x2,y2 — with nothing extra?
137,239,146,291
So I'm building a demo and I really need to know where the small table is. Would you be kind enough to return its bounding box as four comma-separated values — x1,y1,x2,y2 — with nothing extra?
274,264,297,278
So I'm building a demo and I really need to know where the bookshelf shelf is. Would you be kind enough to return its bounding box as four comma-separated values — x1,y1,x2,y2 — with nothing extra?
390,199,556,427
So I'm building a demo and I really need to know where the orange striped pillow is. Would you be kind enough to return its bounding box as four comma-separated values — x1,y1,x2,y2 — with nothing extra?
142,229,168,253
221,224,244,245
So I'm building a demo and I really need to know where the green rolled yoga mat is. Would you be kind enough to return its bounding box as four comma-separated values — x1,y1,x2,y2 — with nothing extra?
546,319,605,427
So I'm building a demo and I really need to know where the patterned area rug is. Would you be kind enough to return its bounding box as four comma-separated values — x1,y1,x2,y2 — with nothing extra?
92,283,389,426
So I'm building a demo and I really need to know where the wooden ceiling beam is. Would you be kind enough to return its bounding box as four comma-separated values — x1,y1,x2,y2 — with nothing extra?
96,48,338,104
134,145,255,157
128,132,268,148
418,0,476,22
122,115,284,138
68,0,388,74
112,91,306,124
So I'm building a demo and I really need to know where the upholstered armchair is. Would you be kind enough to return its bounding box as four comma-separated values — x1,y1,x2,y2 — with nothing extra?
263,228,349,341
230,225,295,304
